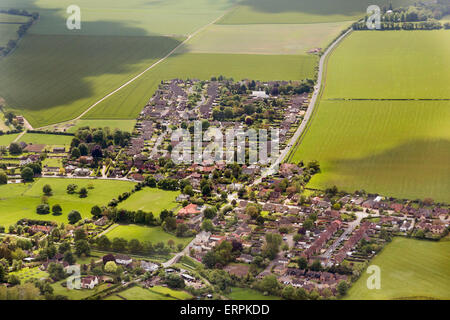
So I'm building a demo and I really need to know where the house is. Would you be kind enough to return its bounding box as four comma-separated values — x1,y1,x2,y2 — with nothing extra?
178,204,201,217
237,254,254,264
141,261,159,272
115,254,132,266
176,194,191,202
80,276,99,289
73,168,91,177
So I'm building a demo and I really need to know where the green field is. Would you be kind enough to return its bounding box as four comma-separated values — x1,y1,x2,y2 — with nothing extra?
322,31,450,99
66,119,136,133
186,22,351,55
291,100,450,202
0,34,182,128
0,133,19,146
105,224,192,247
19,133,73,146
0,24,19,46
345,238,450,300
227,287,281,300
290,30,450,202
149,286,193,300
108,286,176,300
84,52,316,119
218,0,420,24
1,0,234,36
118,187,180,217
0,13,29,23
0,178,135,227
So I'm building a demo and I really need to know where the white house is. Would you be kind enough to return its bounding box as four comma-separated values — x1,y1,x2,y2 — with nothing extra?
80,276,99,290
115,254,132,265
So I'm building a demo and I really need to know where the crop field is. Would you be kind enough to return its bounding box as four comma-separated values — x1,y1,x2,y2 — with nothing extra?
1,0,234,37
322,31,450,99
0,178,135,227
19,133,73,146
185,22,351,55
218,0,420,24
227,287,281,300
0,13,29,23
0,34,183,128
118,187,180,217
0,133,19,146
290,100,450,202
105,224,193,247
84,52,316,119
0,24,19,46
345,238,450,300
290,30,450,202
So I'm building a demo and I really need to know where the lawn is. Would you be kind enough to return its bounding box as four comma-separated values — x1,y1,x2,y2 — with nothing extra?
118,187,180,217
0,34,182,128
105,224,193,248
0,113,12,132
19,133,73,146
52,280,111,300
227,287,281,300
112,286,176,300
0,24,19,46
218,0,420,24
0,133,18,146
9,267,48,284
345,237,450,300
0,178,136,227
290,100,450,202
322,31,450,99
185,22,352,55
84,53,316,119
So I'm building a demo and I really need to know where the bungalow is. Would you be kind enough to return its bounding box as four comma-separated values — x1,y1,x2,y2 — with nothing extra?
141,261,159,272
178,204,201,217
237,254,254,264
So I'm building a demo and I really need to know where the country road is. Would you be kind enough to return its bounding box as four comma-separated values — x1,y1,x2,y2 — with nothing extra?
255,28,353,184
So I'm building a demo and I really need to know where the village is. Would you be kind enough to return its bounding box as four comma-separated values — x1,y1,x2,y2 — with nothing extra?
0,78,449,301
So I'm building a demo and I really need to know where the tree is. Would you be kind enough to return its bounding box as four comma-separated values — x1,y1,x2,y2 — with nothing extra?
71,147,80,158
96,235,111,251
58,242,71,254
21,167,34,182
202,219,214,232
63,251,76,265
176,223,188,237
104,261,118,273
68,210,82,224
91,205,102,217
203,207,217,219
310,259,322,271
43,184,52,196
337,280,349,296
47,263,67,281
256,275,280,295
298,257,307,270
8,142,22,155
52,204,62,215
74,229,87,241
66,184,78,194
36,204,50,215
165,274,185,289
79,187,88,198
0,171,7,185
8,274,20,286
74,240,90,256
